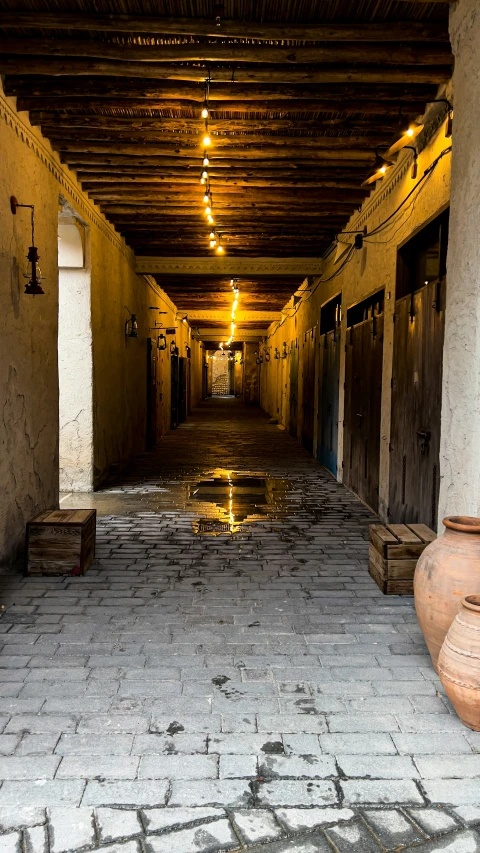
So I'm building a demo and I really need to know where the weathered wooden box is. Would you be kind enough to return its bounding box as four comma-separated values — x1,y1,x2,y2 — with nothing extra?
369,523,436,595
25,509,96,576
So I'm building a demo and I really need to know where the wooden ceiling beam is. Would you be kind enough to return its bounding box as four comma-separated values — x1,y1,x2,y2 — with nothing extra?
80,177,366,189
32,115,401,132
16,97,430,116
0,38,453,67
0,58,451,85
85,186,367,199
7,79,438,102
103,206,353,216
64,156,374,169
57,143,377,160
0,14,450,40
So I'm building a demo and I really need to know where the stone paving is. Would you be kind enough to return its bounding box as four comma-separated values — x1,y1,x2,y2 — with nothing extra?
0,398,479,852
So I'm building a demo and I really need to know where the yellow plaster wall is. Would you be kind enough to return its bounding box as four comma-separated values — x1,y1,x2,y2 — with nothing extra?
261,103,452,520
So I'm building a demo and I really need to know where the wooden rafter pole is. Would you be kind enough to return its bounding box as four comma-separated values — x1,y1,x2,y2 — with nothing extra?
0,14,451,40
0,58,451,85
0,38,453,66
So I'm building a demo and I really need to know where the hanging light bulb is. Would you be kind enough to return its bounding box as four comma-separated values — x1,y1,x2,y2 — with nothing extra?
209,231,215,240
387,120,424,156
201,104,209,119
209,239,216,248
205,205,212,216
216,236,224,254
203,191,210,203
202,169,208,180
362,149,394,187
200,176,206,185
207,215,214,225
203,134,211,147
203,153,209,166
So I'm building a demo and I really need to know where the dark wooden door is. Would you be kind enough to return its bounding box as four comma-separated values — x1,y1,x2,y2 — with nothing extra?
343,314,384,512
147,339,163,446
301,329,316,454
317,329,340,475
171,354,179,429
289,340,299,438
178,356,187,423
389,278,445,527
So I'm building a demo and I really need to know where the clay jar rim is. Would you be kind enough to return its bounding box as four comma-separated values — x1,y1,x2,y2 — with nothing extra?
462,595,480,614
443,516,480,534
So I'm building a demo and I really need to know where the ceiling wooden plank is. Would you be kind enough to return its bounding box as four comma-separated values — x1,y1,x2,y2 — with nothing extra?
0,58,451,85
0,14,450,41
0,37,453,66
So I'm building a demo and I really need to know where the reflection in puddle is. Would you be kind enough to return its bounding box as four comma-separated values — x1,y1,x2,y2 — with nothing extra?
190,472,288,534
60,469,291,535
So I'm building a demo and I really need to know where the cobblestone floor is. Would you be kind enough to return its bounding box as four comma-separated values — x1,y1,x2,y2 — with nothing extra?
1,398,479,852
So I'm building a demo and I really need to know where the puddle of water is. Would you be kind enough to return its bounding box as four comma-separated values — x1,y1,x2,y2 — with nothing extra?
60,469,292,534
189,472,288,534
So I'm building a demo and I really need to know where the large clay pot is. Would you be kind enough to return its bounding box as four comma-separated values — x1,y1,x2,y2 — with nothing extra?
438,595,480,731
414,516,480,672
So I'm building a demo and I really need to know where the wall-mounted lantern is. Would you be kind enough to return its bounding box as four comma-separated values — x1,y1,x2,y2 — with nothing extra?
157,333,167,350
125,312,138,338
170,340,177,355
274,347,280,359
10,196,45,294
281,342,288,358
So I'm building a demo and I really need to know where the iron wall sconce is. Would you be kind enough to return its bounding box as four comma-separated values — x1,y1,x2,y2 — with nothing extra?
10,196,45,294
125,313,138,338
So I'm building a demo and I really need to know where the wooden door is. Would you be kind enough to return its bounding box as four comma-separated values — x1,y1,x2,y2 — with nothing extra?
301,329,316,454
289,340,299,438
343,313,384,512
317,328,340,475
171,354,179,429
178,356,187,423
389,278,445,526
147,339,163,447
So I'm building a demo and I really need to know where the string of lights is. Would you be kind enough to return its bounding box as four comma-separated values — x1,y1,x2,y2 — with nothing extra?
199,74,224,255
225,279,239,346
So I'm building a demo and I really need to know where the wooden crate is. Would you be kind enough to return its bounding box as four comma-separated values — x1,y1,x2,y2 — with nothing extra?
369,523,436,595
25,509,96,576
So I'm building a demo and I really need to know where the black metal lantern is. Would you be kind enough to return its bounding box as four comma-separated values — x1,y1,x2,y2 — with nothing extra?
125,313,138,338
170,339,177,355
10,196,45,294
157,333,167,350
274,347,280,360
281,342,288,358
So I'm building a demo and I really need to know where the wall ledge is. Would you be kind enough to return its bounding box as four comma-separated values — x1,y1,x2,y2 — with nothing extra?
0,87,136,268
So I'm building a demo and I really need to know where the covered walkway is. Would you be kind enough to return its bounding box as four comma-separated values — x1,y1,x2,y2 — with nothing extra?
1,400,479,851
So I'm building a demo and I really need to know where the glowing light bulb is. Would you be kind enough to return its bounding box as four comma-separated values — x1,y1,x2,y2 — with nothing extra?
203,192,210,203
209,239,216,248
201,105,209,119
406,127,414,137
203,154,209,166
207,215,214,224
200,177,205,185
209,231,215,239
380,165,387,174
216,244,224,254
202,170,208,179
203,135,211,147
205,205,211,215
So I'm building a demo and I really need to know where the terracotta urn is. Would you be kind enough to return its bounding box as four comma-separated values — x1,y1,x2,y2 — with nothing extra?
414,516,480,672
438,595,480,730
